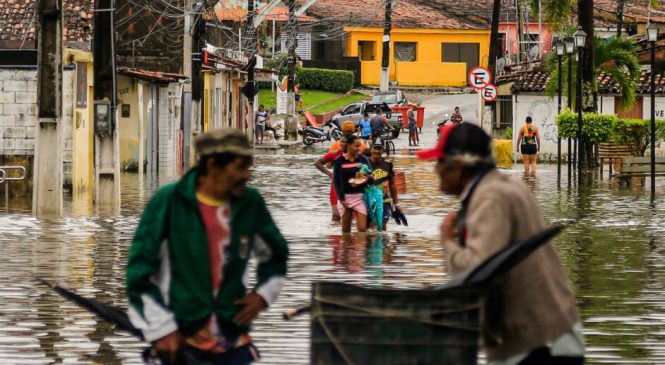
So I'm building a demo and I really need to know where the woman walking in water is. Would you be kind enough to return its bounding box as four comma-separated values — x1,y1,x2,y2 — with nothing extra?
516,116,541,176
333,135,373,233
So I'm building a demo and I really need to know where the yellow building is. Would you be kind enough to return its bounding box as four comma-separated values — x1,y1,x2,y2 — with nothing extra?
345,27,490,87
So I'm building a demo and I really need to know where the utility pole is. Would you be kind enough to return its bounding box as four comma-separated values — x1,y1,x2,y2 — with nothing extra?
380,0,393,92
183,0,193,169
287,0,297,120
93,0,120,210
34,0,63,216
245,0,257,143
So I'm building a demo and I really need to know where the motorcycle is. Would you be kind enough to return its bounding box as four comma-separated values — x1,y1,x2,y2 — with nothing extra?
300,119,343,146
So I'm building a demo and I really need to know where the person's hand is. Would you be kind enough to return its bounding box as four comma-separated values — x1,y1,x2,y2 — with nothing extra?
394,204,404,213
341,201,350,209
537,146,541,152
152,331,183,363
441,212,457,243
234,293,268,326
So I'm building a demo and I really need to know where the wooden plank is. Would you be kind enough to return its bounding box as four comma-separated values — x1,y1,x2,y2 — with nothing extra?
621,165,665,173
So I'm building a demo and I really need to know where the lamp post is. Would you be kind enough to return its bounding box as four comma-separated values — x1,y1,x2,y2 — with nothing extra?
556,38,565,185
574,26,587,185
565,37,575,184
648,23,659,196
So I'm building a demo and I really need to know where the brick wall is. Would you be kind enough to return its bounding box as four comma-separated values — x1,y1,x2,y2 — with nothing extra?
0,69,38,156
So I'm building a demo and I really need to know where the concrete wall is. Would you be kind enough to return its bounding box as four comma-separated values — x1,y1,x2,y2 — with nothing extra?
0,69,38,157
117,75,141,168
72,63,94,195
642,96,665,120
513,94,570,157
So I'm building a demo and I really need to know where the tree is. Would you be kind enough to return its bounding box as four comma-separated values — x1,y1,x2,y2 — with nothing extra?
544,36,640,111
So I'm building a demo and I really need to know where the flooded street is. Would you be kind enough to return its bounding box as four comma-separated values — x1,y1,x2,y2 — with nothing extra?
1,150,665,364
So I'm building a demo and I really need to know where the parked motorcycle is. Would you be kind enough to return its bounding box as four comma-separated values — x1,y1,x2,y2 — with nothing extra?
300,120,343,146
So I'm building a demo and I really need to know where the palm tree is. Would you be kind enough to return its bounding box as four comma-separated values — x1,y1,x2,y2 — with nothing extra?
544,36,640,110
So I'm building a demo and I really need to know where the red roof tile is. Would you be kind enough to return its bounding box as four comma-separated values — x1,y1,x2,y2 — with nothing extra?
298,0,491,30
117,67,188,83
508,68,665,95
0,0,94,43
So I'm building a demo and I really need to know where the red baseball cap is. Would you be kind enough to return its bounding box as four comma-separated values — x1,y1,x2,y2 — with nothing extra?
416,124,457,160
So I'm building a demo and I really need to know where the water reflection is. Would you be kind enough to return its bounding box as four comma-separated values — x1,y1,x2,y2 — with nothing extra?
0,155,664,364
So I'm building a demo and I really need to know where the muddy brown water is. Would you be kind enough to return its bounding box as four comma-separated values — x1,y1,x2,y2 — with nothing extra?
1,152,664,364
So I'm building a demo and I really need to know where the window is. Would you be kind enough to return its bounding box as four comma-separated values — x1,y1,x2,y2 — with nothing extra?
495,96,513,129
441,42,480,75
359,41,376,61
342,104,361,115
394,42,417,62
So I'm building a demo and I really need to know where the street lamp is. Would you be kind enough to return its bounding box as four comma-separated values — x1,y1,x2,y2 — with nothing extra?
565,36,575,183
556,38,565,185
574,27,587,185
648,23,659,196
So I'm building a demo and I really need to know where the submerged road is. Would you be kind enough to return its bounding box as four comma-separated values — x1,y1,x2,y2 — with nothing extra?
0,95,664,364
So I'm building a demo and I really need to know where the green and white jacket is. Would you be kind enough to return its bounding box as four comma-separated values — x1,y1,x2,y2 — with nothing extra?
126,169,289,343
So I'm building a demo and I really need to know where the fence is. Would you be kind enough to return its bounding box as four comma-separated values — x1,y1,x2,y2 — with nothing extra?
0,165,27,204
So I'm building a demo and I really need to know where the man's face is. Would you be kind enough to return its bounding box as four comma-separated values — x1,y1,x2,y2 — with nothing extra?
455,107,460,113
208,156,253,197
436,158,464,195
348,139,362,156
339,137,348,152
371,146,384,159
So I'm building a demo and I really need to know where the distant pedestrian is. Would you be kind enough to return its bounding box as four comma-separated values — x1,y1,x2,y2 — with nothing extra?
315,134,350,222
295,83,303,111
418,123,584,365
370,109,392,141
358,112,372,145
517,116,540,176
450,106,463,124
127,129,288,365
369,138,403,231
255,105,268,144
407,104,419,146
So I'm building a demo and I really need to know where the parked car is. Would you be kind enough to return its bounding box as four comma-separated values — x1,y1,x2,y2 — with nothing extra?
370,90,408,109
331,101,402,131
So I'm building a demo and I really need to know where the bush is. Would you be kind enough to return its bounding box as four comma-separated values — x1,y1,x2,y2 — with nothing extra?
296,68,354,93
504,127,513,140
614,118,665,156
556,111,615,144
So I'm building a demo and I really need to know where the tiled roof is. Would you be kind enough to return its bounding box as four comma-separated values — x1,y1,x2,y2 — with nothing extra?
215,2,316,23
0,0,94,43
299,0,491,30
509,68,665,95
594,0,665,24
117,67,188,83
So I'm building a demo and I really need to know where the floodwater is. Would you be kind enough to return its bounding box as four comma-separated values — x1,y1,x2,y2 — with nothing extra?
1,152,665,364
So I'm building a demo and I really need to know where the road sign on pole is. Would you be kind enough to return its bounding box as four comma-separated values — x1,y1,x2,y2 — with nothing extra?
468,66,492,90
481,84,498,102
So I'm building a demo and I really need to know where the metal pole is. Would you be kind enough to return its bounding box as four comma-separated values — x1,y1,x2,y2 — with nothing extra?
651,41,656,196
577,46,584,185
567,55,572,184
557,55,562,185
246,0,256,142
379,0,393,92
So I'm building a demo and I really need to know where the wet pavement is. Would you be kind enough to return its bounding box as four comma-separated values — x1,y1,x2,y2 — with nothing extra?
2,119,665,364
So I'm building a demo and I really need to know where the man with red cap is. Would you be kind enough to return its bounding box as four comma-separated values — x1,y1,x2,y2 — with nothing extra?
418,123,585,365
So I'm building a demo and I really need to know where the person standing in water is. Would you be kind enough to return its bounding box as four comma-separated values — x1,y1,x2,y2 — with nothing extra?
516,116,541,175
333,135,373,233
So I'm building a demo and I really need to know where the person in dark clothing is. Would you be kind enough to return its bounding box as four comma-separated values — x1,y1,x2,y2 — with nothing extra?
333,135,373,233
369,138,403,230
370,109,391,141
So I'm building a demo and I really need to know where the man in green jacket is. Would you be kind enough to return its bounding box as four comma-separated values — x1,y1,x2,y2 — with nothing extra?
126,129,289,364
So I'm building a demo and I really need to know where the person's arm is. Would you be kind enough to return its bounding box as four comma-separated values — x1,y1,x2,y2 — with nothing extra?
516,128,524,151
388,164,402,212
536,127,541,152
314,154,334,179
441,194,512,275
126,187,179,345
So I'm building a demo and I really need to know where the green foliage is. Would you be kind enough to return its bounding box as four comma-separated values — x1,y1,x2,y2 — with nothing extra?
545,36,640,111
613,118,665,156
264,53,294,77
504,127,513,140
556,111,616,143
296,68,355,93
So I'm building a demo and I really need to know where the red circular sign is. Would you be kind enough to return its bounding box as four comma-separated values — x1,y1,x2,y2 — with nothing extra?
468,67,493,90
481,84,498,102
